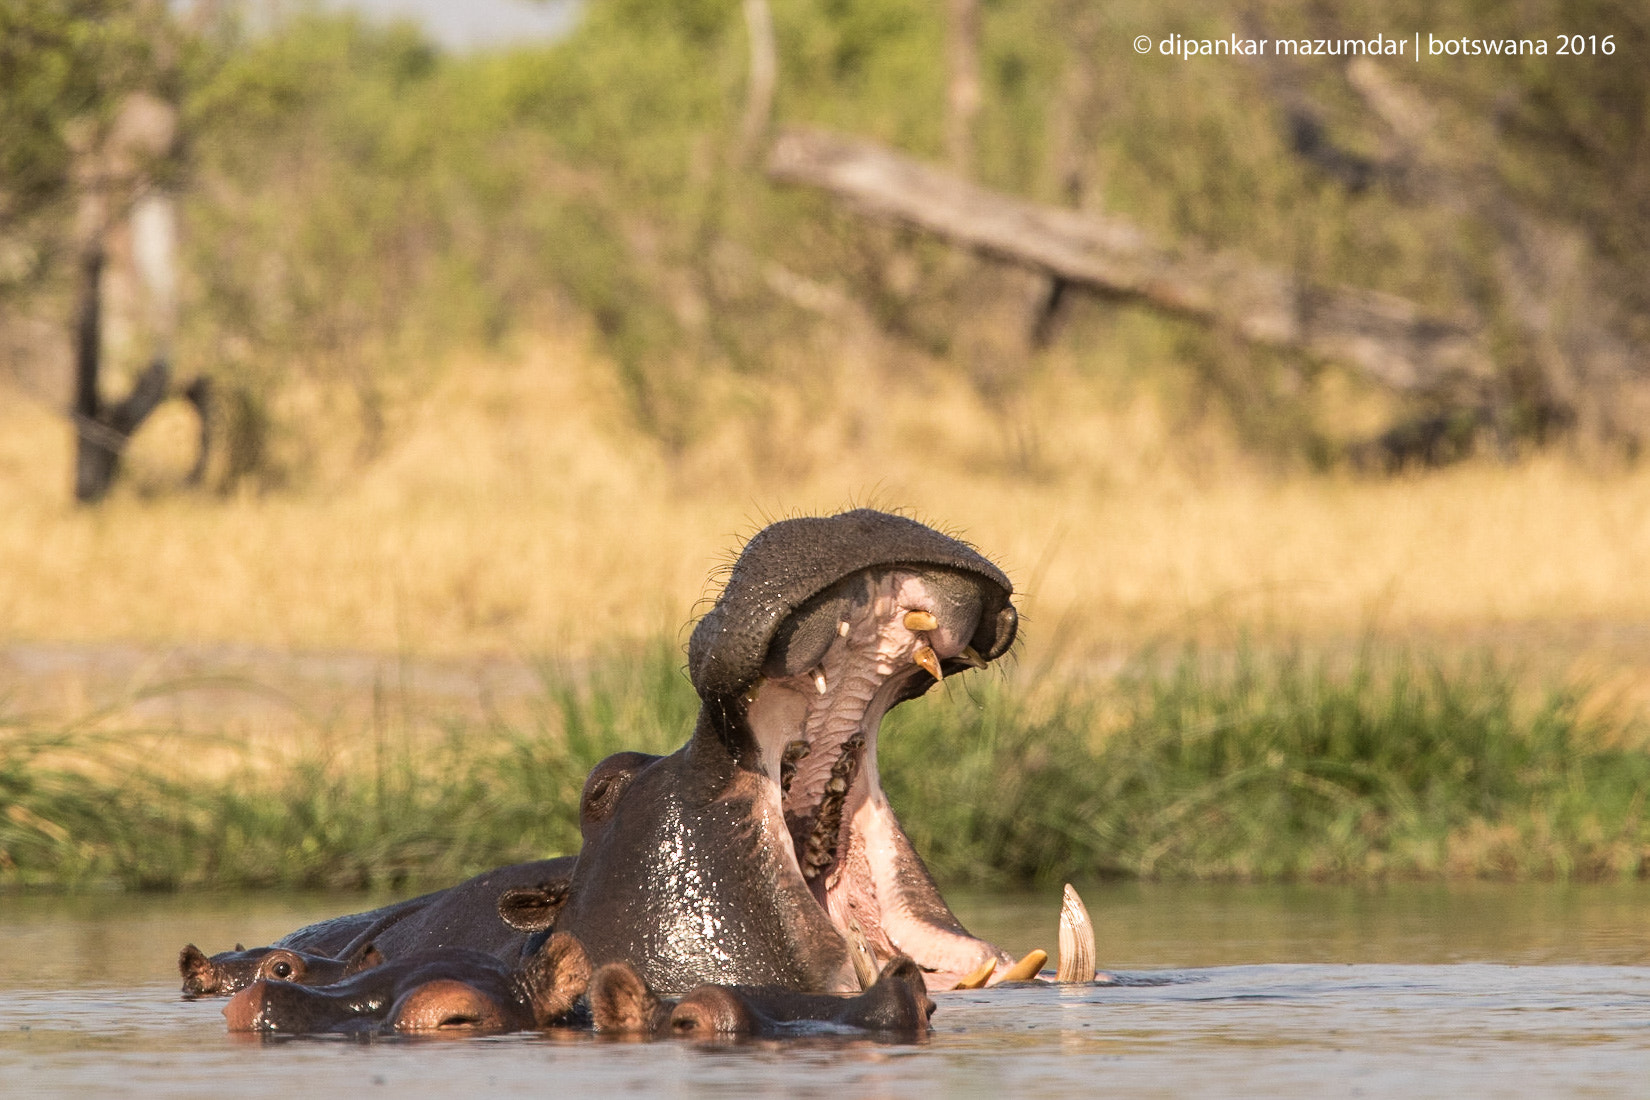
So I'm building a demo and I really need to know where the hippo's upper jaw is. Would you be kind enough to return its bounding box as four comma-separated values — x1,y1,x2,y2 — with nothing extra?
688,510,1017,706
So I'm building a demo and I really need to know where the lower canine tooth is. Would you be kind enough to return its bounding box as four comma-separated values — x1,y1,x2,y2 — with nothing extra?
913,644,943,681
995,949,1048,984
846,920,880,991
954,958,996,990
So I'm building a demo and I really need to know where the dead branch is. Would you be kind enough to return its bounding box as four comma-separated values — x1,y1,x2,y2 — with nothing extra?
768,127,1492,397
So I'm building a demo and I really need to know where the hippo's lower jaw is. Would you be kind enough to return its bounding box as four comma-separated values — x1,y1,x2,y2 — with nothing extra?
743,568,1012,990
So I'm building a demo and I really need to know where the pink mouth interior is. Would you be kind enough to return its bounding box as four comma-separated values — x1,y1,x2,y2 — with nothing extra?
745,570,1000,987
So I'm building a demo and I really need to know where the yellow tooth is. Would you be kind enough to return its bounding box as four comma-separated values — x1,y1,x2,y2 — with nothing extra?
953,958,996,990
912,644,943,681
994,949,1048,984
838,620,851,637
954,646,986,669
812,668,828,695
1057,883,1096,983
903,610,939,632
846,920,881,991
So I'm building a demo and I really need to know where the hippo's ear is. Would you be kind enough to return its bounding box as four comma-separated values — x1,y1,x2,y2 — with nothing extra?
344,942,384,975
589,961,663,1035
882,955,936,1019
179,944,220,996
519,931,591,1027
498,880,570,933
848,955,934,1034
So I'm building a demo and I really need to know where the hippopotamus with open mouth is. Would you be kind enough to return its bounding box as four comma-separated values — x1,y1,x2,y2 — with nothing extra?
553,509,1023,993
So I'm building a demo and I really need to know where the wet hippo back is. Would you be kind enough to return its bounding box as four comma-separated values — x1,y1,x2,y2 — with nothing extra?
351,857,576,962
181,857,576,997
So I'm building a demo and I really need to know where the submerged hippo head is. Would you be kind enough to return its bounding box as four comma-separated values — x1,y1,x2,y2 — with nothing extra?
590,954,935,1039
222,934,591,1036
180,940,383,998
556,510,1019,993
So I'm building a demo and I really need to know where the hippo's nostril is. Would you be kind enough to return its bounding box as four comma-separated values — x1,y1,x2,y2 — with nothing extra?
391,979,511,1033
439,1014,482,1029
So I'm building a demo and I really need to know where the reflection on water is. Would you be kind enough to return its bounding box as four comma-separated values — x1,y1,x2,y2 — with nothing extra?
2,883,1648,1096
951,881,1650,969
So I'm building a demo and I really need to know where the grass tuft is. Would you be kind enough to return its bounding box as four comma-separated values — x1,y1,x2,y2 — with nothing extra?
3,645,1647,891
885,649,1650,884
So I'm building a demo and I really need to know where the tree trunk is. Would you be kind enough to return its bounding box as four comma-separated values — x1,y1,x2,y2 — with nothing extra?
69,93,202,502
734,0,777,169
70,220,175,502
945,0,980,177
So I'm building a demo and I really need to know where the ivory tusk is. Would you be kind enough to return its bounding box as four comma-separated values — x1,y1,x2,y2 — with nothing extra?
1057,883,1096,983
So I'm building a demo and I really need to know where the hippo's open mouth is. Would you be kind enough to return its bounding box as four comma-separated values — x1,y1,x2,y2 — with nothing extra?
743,566,1007,988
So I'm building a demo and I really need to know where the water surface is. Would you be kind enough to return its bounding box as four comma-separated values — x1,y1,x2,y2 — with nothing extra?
3,883,1648,1096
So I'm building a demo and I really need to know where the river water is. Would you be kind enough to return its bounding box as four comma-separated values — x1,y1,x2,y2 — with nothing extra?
3,882,1648,1096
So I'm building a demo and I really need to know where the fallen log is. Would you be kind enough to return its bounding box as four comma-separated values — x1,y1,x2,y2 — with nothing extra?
767,127,1492,396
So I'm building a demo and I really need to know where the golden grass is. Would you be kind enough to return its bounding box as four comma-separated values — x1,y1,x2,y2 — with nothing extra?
4,325,1650,720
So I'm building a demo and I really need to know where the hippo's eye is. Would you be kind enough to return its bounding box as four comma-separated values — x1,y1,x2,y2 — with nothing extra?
262,955,303,981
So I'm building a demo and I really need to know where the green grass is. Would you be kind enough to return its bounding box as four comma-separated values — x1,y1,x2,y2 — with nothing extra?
3,644,1647,890
887,649,1650,884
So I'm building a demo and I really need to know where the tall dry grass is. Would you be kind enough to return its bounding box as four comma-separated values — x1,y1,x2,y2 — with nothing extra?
4,328,1648,693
